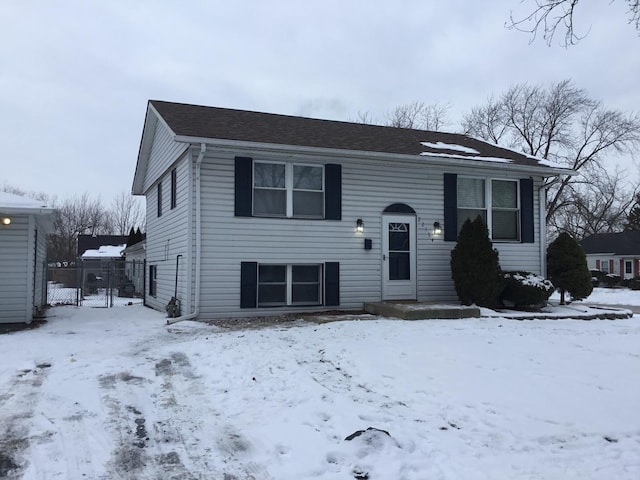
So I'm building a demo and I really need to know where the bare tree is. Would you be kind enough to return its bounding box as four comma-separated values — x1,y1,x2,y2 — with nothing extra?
462,80,640,230
625,191,640,230
105,191,146,235
1,182,50,203
48,193,110,262
385,101,450,131
350,110,378,125
549,168,637,239
508,0,640,46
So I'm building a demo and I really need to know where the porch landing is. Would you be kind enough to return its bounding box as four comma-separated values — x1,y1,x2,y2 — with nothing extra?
364,301,481,320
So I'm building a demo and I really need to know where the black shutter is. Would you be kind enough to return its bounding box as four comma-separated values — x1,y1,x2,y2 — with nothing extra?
240,262,258,308
443,173,457,241
235,156,253,217
324,164,342,220
324,262,340,306
520,178,534,243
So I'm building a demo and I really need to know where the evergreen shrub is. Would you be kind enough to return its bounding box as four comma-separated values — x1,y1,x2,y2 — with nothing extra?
450,216,503,307
501,271,554,308
547,232,593,304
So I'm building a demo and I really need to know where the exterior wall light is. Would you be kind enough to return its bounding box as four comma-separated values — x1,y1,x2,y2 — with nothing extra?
1,217,11,226
356,218,364,233
433,221,442,236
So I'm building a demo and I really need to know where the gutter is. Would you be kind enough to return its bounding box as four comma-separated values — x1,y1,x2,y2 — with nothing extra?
166,143,205,325
173,135,575,177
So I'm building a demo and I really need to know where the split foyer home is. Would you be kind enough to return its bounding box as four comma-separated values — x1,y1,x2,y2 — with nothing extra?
0,191,55,323
580,231,640,279
132,100,573,319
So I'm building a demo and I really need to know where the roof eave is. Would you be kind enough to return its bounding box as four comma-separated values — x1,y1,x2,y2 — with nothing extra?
173,134,576,176
133,103,185,195
0,206,56,215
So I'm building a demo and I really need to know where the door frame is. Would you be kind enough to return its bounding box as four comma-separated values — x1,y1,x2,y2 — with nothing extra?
381,214,417,300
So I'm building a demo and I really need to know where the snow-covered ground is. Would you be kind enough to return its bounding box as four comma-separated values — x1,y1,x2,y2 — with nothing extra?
575,287,640,306
1,306,639,479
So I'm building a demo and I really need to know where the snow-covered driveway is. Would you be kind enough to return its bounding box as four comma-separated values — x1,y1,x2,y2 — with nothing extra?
1,306,639,479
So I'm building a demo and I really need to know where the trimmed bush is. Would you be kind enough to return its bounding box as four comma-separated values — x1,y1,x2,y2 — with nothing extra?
450,216,503,307
601,274,621,288
627,277,640,291
547,232,593,304
501,271,554,308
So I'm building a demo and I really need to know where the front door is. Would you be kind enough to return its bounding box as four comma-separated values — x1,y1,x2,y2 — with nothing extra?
382,214,417,300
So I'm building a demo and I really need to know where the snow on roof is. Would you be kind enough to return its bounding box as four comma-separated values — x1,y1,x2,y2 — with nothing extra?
420,141,480,155
0,191,52,210
81,244,126,258
420,151,510,163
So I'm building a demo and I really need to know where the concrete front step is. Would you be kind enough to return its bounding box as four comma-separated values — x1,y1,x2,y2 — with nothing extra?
364,302,481,320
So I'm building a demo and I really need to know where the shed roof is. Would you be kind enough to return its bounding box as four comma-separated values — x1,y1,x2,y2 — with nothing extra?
580,231,640,256
0,191,54,215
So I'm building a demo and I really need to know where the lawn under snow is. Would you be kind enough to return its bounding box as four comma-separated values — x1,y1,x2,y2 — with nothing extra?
1,306,639,479
577,287,640,306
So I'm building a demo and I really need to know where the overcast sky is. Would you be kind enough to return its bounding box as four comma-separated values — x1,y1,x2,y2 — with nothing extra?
1,0,638,205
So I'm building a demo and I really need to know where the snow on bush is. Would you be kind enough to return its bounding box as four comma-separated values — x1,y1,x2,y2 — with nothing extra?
501,271,554,308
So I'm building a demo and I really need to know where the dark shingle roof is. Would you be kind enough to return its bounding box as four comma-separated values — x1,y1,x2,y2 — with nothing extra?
77,235,128,257
149,100,556,169
580,231,640,255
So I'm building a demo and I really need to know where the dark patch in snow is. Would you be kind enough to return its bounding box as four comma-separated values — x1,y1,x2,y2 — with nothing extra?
0,452,20,477
157,451,181,465
113,446,146,472
352,468,370,479
604,435,618,443
345,427,391,442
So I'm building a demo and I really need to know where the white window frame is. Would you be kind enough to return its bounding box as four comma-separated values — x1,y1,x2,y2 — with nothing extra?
257,263,323,307
600,259,610,273
625,260,632,274
253,161,325,218
457,176,520,242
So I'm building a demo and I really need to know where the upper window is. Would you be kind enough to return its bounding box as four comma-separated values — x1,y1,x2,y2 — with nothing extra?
253,162,324,218
457,177,520,241
170,168,177,209
157,182,163,217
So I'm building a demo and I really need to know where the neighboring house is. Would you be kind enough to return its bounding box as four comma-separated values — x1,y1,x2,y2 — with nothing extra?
0,192,55,323
77,235,127,294
580,231,640,279
77,235,128,258
132,100,573,319
122,240,146,295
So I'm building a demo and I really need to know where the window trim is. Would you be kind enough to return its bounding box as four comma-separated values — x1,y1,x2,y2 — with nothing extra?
257,263,323,307
252,161,325,219
456,176,521,242
625,260,632,274
600,259,610,273
170,168,177,210
149,265,157,297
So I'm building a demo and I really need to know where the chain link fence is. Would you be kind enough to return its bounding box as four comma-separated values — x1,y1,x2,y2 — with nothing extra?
46,259,145,308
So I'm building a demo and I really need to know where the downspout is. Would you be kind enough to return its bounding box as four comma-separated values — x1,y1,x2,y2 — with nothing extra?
167,143,205,324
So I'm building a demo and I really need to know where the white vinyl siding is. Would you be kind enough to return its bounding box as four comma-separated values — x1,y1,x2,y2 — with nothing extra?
0,215,31,323
143,152,192,313
139,125,544,318
193,152,542,318
142,120,189,193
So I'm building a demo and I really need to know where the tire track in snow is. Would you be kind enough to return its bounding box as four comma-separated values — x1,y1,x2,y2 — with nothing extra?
0,363,52,478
